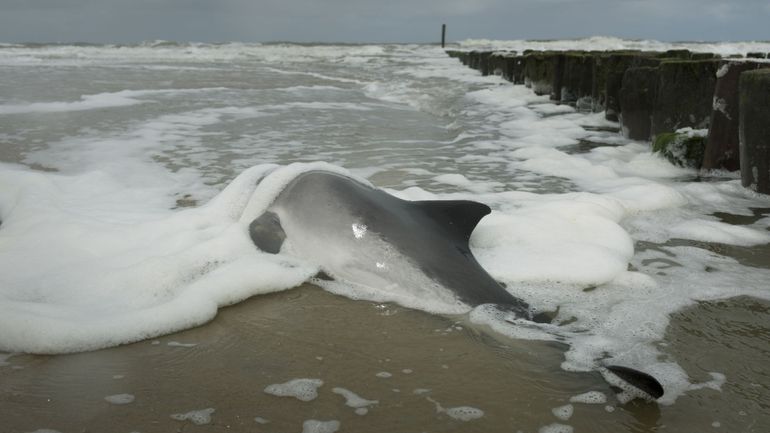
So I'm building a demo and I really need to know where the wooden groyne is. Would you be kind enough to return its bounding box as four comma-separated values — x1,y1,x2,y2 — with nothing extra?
446,49,770,193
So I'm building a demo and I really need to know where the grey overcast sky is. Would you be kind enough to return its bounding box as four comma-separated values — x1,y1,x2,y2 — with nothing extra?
0,0,768,43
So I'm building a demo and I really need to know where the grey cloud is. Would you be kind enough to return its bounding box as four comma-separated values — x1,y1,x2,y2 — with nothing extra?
0,0,768,43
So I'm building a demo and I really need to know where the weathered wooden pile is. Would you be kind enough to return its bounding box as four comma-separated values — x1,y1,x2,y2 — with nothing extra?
445,49,770,193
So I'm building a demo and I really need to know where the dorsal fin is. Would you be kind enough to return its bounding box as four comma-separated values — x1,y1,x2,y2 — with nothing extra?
414,200,491,241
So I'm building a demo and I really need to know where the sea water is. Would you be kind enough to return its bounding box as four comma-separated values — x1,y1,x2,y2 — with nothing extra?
1,38,769,426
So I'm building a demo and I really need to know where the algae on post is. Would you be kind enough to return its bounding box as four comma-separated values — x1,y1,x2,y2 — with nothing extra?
652,130,707,169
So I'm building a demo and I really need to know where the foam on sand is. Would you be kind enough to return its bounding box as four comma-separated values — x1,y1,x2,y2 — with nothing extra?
551,404,574,421
332,387,378,415
302,420,341,433
170,408,215,425
569,391,607,405
427,397,484,421
264,378,324,402
538,422,574,433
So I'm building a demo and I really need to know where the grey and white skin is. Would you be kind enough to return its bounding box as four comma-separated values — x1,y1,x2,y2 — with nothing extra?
249,170,664,402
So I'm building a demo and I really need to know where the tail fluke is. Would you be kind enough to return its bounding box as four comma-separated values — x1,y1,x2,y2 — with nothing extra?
601,365,664,403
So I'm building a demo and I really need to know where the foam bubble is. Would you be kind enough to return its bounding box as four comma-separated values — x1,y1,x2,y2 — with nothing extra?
551,404,574,421
170,408,215,425
444,406,485,421
264,378,323,402
538,422,574,433
427,397,484,421
332,387,378,413
569,391,607,405
668,219,770,246
689,372,727,392
302,420,340,433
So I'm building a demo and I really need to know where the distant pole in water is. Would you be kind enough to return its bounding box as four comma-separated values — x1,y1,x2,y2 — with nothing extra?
441,24,446,48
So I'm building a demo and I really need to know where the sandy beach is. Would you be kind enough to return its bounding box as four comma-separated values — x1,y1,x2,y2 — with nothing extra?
2,284,767,433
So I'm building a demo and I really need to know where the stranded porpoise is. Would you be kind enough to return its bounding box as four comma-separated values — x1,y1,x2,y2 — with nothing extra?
249,170,664,401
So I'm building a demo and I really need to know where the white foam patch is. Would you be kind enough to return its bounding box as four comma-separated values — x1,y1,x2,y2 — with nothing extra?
443,406,485,422
0,42,388,68
0,90,145,114
569,391,607,404
0,163,329,354
689,372,727,392
668,219,770,246
538,423,574,433
167,341,197,348
302,420,340,433
0,88,228,115
332,387,378,415
170,408,215,425
264,378,323,402
551,404,574,421
433,173,504,193
427,397,484,421
104,393,135,405
469,304,557,341
531,103,575,116
471,198,633,287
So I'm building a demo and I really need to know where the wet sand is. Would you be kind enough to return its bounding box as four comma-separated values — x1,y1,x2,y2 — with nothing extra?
2,284,767,433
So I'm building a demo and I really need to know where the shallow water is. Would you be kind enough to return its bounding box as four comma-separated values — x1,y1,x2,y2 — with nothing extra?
1,40,769,432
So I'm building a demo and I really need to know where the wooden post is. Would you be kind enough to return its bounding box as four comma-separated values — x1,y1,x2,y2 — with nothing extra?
739,69,770,193
441,24,446,48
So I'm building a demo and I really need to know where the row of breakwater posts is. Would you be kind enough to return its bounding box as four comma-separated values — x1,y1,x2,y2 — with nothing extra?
445,49,770,194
